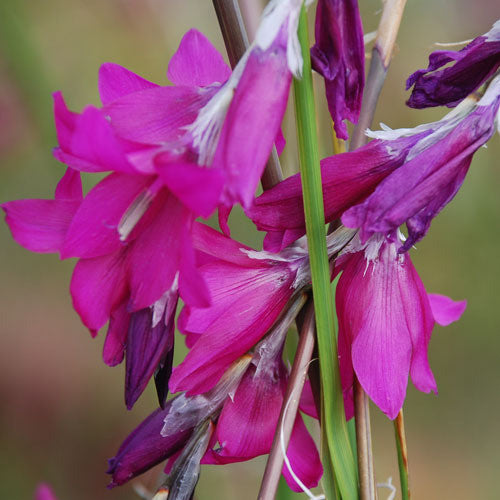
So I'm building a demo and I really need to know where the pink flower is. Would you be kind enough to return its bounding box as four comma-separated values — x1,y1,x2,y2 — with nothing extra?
34,484,57,500
336,233,467,419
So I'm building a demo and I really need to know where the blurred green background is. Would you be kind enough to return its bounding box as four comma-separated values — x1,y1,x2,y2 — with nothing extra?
1,0,499,498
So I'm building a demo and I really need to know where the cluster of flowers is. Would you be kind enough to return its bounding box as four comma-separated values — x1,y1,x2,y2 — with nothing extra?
4,0,499,496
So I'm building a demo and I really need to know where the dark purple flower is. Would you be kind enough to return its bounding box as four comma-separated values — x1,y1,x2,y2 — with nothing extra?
311,0,365,139
406,20,500,108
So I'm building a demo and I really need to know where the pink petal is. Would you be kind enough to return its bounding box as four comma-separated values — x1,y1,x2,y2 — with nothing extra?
34,483,58,500
53,91,78,151
428,293,467,326
210,363,285,461
127,194,191,310
275,127,286,156
103,300,130,367
170,262,294,395
167,29,231,87
103,86,210,144
2,198,80,254
213,44,291,208
54,168,83,200
299,380,318,419
98,63,158,105
282,414,323,492
62,173,153,259
156,161,224,218
70,251,128,336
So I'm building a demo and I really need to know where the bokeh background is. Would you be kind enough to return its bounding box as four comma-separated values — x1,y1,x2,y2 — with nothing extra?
1,0,499,499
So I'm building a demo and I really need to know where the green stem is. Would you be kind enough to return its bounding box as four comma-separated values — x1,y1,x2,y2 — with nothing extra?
293,7,357,499
394,410,410,499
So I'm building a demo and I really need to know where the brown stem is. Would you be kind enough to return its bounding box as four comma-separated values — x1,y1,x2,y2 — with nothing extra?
258,304,317,500
354,379,377,500
212,0,283,189
349,0,407,151
395,410,410,499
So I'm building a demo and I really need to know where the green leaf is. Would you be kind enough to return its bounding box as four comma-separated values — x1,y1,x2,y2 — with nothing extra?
292,6,358,499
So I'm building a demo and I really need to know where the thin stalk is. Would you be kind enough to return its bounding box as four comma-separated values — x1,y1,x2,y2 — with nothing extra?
394,410,410,500
293,7,357,499
348,2,407,498
349,0,407,151
258,302,317,500
354,379,377,500
211,0,283,188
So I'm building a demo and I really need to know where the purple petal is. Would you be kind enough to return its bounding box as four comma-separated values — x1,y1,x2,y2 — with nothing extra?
311,0,365,140
103,300,130,367
62,172,153,259
282,414,323,492
299,380,318,419
54,168,83,200
70,251,128,336
107,400,192,487
213,41,292,208
125,295,177,409
250,135,419,251
406,23,500,108
428,293,467,326
167,29,231,87
98,63,158,105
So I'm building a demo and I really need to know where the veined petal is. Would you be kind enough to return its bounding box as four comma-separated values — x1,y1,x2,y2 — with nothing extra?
62,173,153,259
98,63,158,105
103,85,211,145
167,29,231,87
70,251,128,336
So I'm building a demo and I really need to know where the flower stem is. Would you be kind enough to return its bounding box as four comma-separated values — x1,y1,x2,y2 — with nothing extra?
258,297,316,500
211,0,283,189
394,410,410,500
349,0,407,151
354,379,377,500
293,6,357,499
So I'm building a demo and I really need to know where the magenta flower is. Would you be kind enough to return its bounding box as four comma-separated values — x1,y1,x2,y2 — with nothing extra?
407,20,500,109
169,223,310,395
311,0,365,139
34,484,58,500
335,233,466,419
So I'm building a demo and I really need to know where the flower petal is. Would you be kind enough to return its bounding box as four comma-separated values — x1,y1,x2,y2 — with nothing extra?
103,300,130,367
167,29,231,87
428,293,467,326
98,63,158,105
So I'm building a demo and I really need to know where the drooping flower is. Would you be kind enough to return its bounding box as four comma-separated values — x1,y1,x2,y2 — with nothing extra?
311,0,365,139
343,75,500,250
335,232,466,419
406,20,500,109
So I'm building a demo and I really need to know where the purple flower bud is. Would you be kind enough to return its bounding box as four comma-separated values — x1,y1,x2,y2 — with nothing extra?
311,0,365,140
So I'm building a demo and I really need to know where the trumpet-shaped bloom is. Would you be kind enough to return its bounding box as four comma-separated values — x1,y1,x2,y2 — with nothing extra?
336,233,466,419
407,20,500,109
311,0,364,139
169,223,310,395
